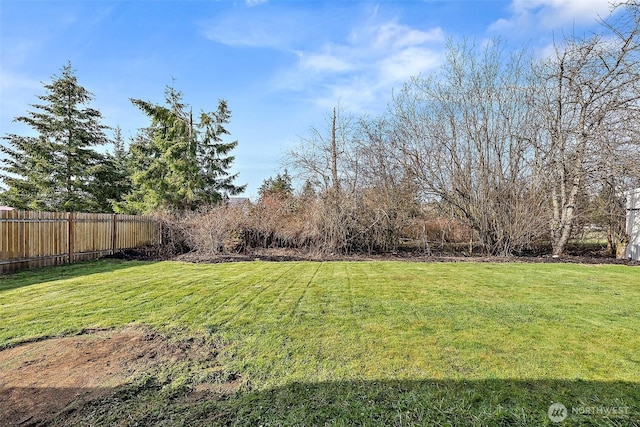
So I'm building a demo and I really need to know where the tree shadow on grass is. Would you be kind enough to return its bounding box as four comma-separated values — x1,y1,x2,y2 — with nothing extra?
2,379,638,426
0,259,156,293
218,378,639,426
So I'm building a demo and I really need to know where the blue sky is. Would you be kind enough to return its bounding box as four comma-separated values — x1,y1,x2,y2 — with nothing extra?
0,0,616,198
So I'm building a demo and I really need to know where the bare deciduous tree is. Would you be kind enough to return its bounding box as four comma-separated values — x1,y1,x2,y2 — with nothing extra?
287,107,421,253
287,106,360,195
390,40,548,255
532,4,640,256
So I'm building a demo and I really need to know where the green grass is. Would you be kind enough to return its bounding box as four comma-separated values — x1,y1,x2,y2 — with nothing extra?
1,259,639,426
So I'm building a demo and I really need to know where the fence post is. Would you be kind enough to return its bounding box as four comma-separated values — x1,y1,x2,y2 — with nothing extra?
68,212,74,263
112,214,118,255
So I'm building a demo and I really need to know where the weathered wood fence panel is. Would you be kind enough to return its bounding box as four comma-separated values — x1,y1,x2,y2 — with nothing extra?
0,211,160,273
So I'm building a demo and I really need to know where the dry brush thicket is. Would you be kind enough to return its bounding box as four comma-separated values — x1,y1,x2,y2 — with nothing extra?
156,194,473,257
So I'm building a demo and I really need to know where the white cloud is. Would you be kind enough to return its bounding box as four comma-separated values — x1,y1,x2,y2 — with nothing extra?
378,47,442,84
374,22,444,50
297,51,354,73
275,18,445,112
201,6,445,113
315,79,378,112
246,0,268,6
200,7,315,50
490,0,613,33
202,20,284,49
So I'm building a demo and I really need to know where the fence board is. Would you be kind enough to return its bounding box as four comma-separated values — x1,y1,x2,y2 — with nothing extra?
0,210,160,273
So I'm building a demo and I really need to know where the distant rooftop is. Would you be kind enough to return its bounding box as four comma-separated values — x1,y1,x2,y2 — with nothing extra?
0,206,14,211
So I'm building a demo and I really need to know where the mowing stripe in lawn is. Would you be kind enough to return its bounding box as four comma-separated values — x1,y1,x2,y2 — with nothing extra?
1,259,638,386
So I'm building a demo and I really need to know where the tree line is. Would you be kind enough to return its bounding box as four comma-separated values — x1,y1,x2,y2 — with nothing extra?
3,3,640,258
0,63,244,215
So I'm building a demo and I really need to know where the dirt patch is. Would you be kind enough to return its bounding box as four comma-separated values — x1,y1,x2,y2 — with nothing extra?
0,326,236,427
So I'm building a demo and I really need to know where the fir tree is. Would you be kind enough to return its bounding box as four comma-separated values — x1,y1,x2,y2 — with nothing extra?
0,63,110,212
90,127,132,212
259,170,294,200
198,100,245,204
121,85,245,213
113,128,158,214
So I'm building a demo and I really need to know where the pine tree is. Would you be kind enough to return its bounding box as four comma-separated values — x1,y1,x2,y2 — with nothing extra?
0,63,110,212
121,85,245,213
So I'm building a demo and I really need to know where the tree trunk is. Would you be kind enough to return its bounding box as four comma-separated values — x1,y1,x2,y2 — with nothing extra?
550,138,585,257
331,107,339,192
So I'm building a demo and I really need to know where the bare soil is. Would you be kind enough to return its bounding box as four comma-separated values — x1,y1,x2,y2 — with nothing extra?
0,326,236,427
112,244,640,265
170,248,640,266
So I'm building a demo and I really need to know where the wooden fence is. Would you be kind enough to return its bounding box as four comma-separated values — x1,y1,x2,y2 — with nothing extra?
0,211,161,273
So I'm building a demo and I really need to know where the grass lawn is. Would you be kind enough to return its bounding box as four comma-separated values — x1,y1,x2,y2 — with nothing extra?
1,259,638,426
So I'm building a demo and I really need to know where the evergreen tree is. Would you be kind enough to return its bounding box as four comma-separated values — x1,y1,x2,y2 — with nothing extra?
259,170,294,200
300,179,317,200
198,100,245,204
90,127,132,212
113,128,157,214
121,85,245,213
0,63,110,212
